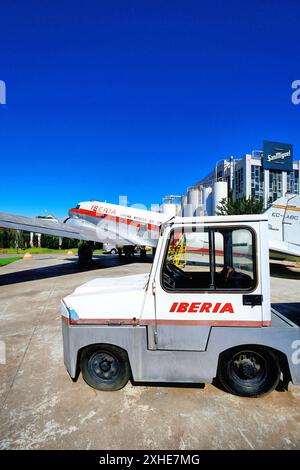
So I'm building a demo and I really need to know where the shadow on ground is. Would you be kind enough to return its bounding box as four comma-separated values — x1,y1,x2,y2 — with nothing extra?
0,254,153,286
272,303,300,326
270,262,300,280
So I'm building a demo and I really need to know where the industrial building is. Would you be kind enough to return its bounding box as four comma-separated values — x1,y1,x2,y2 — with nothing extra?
162,141,300,217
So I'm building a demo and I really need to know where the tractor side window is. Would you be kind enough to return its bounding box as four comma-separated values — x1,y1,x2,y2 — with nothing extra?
162,227,256,291
231,228,255,287
214,231,225,273
215,228,255,290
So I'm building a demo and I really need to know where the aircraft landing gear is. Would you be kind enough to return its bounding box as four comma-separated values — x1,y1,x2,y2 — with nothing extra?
78,242,94,265
123,246,135,258
117,246,146,259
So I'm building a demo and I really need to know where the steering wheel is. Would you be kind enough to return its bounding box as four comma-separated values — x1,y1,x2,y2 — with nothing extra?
163,262,192,288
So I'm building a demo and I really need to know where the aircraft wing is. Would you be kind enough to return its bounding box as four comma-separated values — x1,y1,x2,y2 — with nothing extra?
0,212,143,246
0,212,92,241
269,240,300,259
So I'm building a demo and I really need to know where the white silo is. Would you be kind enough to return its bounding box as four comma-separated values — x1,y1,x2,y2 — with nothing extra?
181,194,187,208
174,203,182,216
161,203,177,218
187,187,201,216
202,186,213,216
213,181,228,215
181,194,193,217
162,195,183,217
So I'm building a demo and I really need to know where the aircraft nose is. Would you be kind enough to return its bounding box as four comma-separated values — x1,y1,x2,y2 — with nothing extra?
69,205,80,217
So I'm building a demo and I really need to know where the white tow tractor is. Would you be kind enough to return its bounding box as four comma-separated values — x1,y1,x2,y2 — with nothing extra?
61,215,300,397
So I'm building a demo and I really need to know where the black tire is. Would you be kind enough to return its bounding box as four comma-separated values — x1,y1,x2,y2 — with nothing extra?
217,346,281,398
80,344,131,391
78,243,93,265
110,248,117,254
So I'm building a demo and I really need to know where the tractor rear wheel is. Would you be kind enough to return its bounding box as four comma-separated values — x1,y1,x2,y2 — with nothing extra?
217,346,280,397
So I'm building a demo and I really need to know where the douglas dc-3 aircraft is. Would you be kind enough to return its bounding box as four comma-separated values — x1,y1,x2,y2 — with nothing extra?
0,194,300,264
0,201,168,263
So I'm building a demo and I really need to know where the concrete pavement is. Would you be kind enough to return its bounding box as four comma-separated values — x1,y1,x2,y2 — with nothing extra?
0,254,299,449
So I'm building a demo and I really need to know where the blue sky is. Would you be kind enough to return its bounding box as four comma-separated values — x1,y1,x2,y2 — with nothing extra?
0,0,299,217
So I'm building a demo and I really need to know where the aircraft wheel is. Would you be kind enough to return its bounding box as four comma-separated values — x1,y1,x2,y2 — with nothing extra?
78,242,93,265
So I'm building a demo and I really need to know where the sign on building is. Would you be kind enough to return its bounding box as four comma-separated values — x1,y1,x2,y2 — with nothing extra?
263,140,293,171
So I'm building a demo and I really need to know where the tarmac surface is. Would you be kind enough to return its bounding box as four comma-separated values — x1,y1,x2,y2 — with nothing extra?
0,253,299,450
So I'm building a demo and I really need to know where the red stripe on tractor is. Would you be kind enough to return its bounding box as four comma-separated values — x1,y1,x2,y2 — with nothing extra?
141,319,270,327
63,316,271,328
69,318,138,325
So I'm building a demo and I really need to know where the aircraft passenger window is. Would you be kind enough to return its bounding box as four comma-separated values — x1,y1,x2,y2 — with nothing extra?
162,227,256,291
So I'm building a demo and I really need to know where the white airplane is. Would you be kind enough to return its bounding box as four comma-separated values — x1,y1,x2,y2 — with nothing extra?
265,194,300,261
0,194,299,264
0,201,168,263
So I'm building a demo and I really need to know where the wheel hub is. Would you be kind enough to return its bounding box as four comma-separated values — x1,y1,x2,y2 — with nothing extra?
242,359,258,378
233,354,261,380
90,352,118,380
100,360,111,372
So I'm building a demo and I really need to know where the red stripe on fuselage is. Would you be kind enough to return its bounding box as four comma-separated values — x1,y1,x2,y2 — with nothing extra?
69,208,160,232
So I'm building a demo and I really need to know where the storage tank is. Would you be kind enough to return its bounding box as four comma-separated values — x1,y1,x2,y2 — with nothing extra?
212,181,228,215
181,194,189,217
202,186,213,216
187,187,201,216
181,194,193,217
161,203,177,218
174,203,182,216
194,204,205,217
181,194,187,210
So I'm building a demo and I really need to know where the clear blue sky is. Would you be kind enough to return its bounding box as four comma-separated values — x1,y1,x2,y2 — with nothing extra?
0,0,299,217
